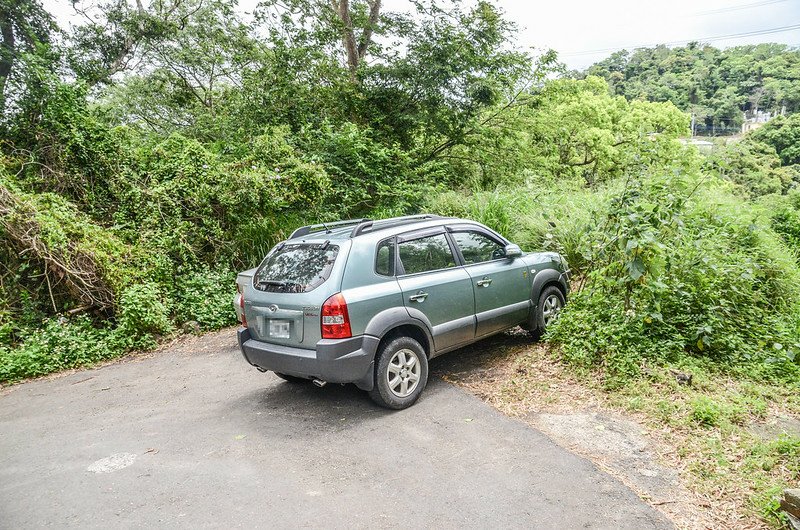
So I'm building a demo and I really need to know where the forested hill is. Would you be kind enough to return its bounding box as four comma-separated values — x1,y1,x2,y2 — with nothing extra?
581,43,800,132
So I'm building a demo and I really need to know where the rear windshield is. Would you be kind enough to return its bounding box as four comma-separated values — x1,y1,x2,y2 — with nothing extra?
254,243,339,293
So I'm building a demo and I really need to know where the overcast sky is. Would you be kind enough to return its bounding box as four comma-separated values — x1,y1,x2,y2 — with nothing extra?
42,0,800,70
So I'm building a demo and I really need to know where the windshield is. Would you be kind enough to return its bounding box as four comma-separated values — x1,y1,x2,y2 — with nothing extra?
254,243,339,293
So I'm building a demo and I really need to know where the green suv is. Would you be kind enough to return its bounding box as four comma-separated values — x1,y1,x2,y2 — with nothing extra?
234,215,568,409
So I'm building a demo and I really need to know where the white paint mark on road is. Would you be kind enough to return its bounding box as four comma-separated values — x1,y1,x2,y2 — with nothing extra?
87,453,137,473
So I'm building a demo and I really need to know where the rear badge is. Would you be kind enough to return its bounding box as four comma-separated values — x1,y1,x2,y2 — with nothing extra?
268,304,279,312
303,306,320,317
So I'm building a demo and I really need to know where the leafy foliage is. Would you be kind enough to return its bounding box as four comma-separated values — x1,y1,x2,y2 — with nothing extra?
0,316,122,383
583,43,800,131
704,138,795,197
750,113,800,166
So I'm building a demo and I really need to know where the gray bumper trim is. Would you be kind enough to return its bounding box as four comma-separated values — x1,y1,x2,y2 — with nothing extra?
237,328,379,390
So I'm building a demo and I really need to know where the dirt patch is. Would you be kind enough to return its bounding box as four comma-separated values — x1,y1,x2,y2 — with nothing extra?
750,414,800,441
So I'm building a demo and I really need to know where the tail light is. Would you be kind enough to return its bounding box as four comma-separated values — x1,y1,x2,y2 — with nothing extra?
238,292,247,328
321,293,351,339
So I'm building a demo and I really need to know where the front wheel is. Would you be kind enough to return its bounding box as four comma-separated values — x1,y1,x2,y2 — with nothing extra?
368,336,428,410
529,286,565,341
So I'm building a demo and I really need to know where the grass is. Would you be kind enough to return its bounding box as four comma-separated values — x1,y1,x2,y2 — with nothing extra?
604,369,799,528
435,332,800,529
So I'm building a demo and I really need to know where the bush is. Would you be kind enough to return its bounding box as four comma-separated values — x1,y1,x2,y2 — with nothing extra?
426,185,606,274
760,190,800,254
0,316,123,383
116,283,172,349
546,172,800,384
750,114,800,166
704,139,795,197
691,396,722,427
171,268,237,331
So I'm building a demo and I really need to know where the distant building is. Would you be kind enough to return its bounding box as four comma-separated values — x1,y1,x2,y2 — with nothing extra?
742,107,785,134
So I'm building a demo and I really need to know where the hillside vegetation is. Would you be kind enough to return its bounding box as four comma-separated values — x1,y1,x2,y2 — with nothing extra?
583,43,800,133
1,1,799,523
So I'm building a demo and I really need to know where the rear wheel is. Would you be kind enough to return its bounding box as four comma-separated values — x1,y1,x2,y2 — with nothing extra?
368,336,428,410
274,372,309,383
529,285,565,341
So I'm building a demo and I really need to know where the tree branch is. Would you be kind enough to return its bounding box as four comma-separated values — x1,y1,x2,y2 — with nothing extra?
357,0,380,60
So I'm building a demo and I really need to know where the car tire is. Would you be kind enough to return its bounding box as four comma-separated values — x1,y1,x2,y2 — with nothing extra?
529,285,565,341
368,336,428,410
274,372,309,383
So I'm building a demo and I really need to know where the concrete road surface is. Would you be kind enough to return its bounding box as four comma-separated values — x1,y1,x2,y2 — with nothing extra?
0,331,671,529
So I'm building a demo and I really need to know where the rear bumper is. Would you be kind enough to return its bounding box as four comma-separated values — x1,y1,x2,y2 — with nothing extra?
237,328,380,390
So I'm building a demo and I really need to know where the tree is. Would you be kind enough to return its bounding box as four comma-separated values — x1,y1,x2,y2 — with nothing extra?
90,0,260,135
750,114,800,166
256,0,386,83
68,0,214,86
519,76,690,187
0,0,56,114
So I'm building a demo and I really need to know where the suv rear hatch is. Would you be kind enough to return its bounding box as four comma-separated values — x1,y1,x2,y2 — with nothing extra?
243,240,347,348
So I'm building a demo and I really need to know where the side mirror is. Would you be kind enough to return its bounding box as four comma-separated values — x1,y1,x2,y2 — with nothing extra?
504,244,522,259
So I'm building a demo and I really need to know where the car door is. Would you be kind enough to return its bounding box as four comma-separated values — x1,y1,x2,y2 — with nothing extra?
448,228,531,337
395,228,475,352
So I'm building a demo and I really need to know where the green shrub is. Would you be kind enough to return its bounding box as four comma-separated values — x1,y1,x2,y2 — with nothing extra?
750,114,800,166
171,268,237,331
116,283,172,349
545,173,800,383
426,185,605,274
691,396,722,427
0,316,123,383
704,139,794,197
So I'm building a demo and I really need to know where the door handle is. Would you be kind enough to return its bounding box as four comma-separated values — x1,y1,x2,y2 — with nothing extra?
476,277,493,287
409,291,429,302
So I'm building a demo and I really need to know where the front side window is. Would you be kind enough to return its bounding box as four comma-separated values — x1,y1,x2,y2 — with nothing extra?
452,231,505,264
254,243,339,293
398,234,456,275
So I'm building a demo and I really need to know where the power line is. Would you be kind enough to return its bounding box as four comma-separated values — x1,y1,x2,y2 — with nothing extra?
561,22,800,57
691,0,787,17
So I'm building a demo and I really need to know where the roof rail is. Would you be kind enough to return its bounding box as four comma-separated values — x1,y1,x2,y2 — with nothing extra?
289,218,370,239
350,214,443,238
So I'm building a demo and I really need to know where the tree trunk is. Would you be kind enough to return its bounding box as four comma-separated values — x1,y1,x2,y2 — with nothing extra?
331,0,380,82
0,8,15,114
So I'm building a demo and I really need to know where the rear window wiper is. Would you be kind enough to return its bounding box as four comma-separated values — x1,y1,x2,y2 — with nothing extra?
256,279,305,292
257,279,286,287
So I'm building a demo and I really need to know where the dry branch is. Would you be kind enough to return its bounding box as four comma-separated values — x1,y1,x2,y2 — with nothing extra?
0,183,115,310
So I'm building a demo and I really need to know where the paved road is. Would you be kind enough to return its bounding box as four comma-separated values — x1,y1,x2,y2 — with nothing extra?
0,331,671,529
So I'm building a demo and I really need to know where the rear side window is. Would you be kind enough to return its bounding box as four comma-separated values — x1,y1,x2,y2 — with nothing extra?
451,231,505,264
376,239,395,276
254,243,339,293
398,234,456,275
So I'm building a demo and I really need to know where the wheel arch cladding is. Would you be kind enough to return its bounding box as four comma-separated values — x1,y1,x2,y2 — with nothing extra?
378,324,432,359
531,269,567,302
364,307,434,357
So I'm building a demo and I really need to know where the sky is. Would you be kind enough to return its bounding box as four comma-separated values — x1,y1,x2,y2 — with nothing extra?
42,0,800,70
